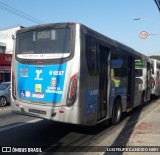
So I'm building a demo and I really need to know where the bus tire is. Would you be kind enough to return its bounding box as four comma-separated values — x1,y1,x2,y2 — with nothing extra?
111,98,122,125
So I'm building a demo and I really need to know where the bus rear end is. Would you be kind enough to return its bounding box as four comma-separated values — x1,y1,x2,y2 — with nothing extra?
150,59,160,97
11,23,81,124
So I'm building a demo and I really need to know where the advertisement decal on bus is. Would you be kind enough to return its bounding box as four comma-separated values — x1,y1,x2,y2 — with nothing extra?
17,63,67,103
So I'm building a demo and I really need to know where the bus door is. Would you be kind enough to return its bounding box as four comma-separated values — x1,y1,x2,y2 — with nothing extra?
98,46,110,120
127,56,135,111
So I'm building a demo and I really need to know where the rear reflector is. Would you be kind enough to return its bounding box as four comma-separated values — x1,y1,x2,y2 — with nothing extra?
59,110,64,113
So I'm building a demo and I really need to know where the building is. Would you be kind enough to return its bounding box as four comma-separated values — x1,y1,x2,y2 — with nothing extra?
0,42,6,53
0,53,12,82
0,26,24,82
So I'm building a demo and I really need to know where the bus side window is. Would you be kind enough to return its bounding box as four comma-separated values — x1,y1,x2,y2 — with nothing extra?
86,35,98,75
151,61,154,75
135,69,142,77
111,49,127,77
111,49,127,87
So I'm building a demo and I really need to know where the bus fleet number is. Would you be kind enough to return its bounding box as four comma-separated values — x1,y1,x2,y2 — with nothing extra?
49,71,64,76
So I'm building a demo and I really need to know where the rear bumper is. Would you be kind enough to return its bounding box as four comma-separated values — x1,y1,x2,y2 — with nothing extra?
11,99,81,125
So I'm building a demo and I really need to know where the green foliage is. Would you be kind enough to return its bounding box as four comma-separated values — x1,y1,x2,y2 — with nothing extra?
149,55,160,61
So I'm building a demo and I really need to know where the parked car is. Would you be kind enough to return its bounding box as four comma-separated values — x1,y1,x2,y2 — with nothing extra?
0,82,11,107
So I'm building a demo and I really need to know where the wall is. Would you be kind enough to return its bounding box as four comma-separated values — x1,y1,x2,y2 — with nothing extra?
0,26,23,54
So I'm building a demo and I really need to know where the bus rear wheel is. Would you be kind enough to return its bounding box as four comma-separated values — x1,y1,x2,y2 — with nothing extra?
111,98,122,125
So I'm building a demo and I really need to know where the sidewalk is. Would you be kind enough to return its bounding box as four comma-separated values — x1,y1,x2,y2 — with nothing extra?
123,99,160,155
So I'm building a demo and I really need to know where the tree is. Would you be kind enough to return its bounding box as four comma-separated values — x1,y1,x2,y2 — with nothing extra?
149,55,160,61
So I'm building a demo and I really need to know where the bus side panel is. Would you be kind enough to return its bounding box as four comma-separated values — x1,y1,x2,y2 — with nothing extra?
157,61,160,96
155,60,160,96
79,30,99,125
134,59,146,106
62,24,81,124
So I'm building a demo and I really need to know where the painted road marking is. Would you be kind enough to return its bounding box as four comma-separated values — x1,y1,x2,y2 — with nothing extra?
0,118,42,132
0,107,11,111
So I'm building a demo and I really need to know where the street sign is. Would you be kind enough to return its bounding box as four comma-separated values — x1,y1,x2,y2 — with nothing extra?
139,31,148,39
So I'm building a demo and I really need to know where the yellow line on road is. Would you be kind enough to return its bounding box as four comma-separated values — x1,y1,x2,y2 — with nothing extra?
0,107,11,111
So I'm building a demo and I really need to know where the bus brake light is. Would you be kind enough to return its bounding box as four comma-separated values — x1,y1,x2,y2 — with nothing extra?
66,73,77,106
151,78,155,88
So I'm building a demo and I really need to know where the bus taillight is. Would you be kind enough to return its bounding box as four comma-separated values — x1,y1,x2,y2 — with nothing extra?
66,73,77,106
12,72,16,100
151,77,155,88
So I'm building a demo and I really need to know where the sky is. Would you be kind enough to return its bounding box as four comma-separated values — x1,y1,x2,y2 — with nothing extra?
0,0,160,56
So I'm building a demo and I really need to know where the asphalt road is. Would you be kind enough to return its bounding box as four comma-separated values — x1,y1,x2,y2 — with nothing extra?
0,98,160,154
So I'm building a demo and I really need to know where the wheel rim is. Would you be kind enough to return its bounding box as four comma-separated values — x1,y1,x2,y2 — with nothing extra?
0,97,7,107
113,102,121,124
115,104,121,121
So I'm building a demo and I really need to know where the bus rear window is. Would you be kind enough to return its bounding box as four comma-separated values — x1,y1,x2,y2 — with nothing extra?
16,28,71,59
